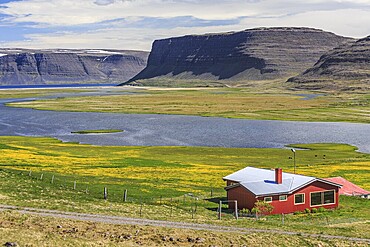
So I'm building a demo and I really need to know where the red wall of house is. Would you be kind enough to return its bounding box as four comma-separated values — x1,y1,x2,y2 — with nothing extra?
227,180,340,214
227,186,256,210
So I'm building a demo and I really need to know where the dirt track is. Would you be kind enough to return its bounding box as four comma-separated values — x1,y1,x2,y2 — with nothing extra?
0,204,369,244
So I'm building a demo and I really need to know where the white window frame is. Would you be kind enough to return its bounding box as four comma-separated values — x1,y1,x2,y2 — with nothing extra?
294,193,305,205
264,196,272,203
310,190,336,207
279,195,287,201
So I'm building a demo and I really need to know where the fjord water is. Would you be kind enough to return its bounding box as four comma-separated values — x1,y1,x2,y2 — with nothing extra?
0,94,369,153
0,83,117,89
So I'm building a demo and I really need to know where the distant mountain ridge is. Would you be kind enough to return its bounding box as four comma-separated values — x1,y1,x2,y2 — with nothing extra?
0,48,149,85
123,27,353,87
288,36,370,90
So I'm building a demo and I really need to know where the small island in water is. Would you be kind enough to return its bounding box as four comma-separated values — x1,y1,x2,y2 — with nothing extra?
72,129,123,134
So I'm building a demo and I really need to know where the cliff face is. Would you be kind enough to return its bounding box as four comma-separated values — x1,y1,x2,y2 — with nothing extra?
0,49,149,85
125,27,353,86
288,36,370,90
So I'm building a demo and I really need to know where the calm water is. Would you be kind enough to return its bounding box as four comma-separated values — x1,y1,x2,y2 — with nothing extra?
0,83,117,89
0,91,369,153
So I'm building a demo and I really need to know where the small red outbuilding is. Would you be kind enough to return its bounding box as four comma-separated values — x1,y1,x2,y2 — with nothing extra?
324,176,370,197
223,167,342,214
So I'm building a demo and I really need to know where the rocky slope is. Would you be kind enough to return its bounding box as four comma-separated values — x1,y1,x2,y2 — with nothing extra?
0,49,149,85
288,36,370,90
124,27,353,86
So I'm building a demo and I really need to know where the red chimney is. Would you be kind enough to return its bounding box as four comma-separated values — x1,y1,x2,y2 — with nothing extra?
275,168,282,184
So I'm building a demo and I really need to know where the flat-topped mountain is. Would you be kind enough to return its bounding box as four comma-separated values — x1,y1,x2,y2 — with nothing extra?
288,36,370,91
123,27,353,87
0,48,149,85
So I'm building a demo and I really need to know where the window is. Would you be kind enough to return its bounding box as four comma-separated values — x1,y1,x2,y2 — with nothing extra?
324,191,335,204
279,195,287,201
294,193,305,204
311,192,322,206
310,190,335,206
264,197,272,203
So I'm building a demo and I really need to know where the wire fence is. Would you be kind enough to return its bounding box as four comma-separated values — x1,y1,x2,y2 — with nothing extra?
2,168,227,220
1,168,366,226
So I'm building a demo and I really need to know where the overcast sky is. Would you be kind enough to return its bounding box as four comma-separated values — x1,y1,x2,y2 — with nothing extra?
1,0,370,51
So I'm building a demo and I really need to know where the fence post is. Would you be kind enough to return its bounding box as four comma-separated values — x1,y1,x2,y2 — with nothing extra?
29,170,32,176
235,200,238,220
139,202,143,217
51,175,54,184
73,181,76,190
123,189,127,202
170,197,173,217
104,187,107,200
85,186,89,194
282,213,284,225
218,201,222,220
40,173,43,180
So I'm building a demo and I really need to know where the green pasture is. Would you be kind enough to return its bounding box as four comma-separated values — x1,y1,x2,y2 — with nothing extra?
0,136,369,238
1,136,369,195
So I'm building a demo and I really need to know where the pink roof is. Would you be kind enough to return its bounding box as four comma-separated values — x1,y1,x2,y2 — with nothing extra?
324,177,370,196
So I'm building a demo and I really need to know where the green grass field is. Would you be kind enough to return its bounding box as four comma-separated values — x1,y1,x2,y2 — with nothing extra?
0,136,369,239
1,136,369,195
6,87,370,123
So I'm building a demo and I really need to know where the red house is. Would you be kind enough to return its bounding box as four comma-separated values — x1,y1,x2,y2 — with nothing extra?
223,167,342,214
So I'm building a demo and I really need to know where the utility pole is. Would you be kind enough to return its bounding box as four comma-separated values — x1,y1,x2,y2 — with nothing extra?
291,148,296,174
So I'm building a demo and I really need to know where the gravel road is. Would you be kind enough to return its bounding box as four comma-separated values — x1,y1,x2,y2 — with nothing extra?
0,204,369,244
